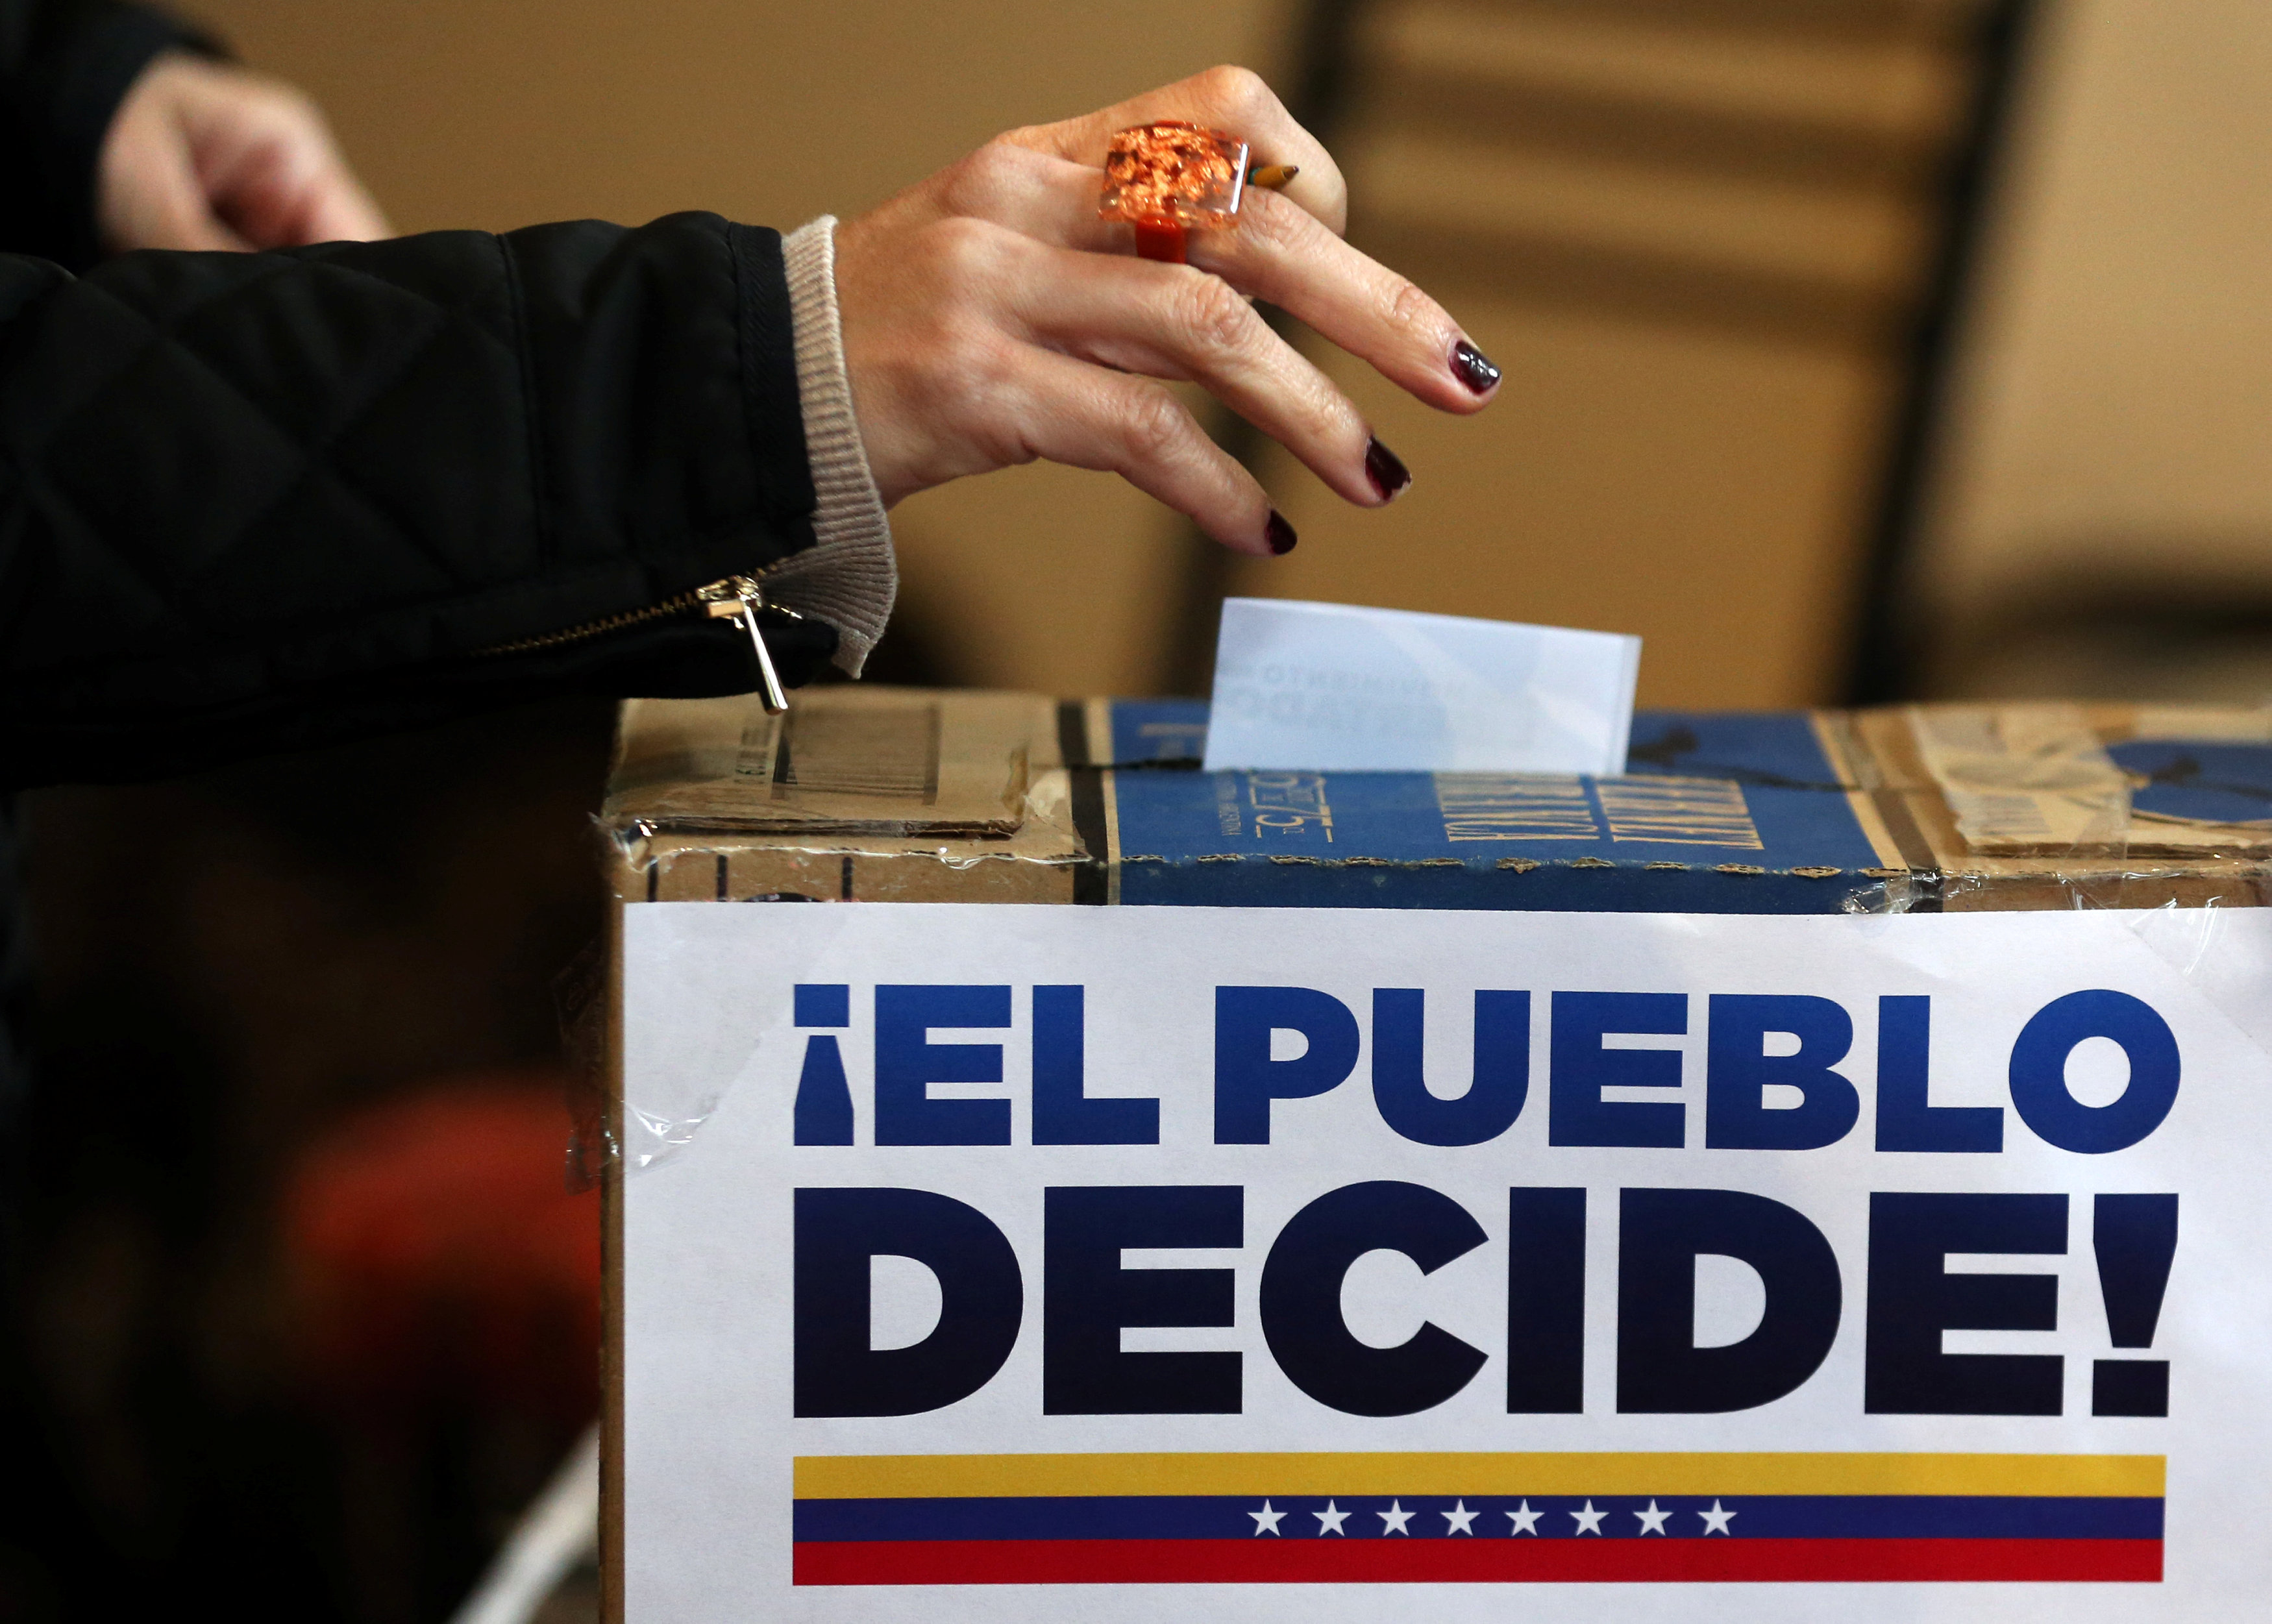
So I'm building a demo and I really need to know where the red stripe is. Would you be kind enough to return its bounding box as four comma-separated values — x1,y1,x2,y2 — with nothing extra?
795,1537,2161,1586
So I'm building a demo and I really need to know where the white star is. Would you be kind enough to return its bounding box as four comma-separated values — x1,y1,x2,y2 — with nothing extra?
1249,1500,1285,1536
1699,1500,1736,1536
1314,1500,1350,1536
1442,1500,1477,1536
1506,1500,1543,1536
1378,1500,1414,1535
1635,1500,1670,1536
1571,1501,1607,1536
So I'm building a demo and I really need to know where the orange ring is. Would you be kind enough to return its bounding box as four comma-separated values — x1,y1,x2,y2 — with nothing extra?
1100,121,1248,265
1132,221,1189,264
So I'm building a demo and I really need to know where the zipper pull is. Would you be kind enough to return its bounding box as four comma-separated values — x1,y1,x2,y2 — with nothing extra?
701,576,796,714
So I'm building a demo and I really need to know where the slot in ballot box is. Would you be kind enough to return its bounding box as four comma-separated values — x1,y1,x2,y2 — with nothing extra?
598,688,2272,1622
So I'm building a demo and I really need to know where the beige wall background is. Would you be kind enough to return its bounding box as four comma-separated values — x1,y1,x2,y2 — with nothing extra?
1916,0,2272,665
180,0,2053,708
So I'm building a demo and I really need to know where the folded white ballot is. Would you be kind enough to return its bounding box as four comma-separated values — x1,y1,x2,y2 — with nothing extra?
1200,597,1640,776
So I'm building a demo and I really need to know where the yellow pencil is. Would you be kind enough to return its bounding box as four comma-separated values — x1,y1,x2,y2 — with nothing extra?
1247,164,1299,191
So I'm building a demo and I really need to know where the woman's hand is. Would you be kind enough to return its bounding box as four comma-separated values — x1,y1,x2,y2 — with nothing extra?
98,51,391,253
832,66,1500,556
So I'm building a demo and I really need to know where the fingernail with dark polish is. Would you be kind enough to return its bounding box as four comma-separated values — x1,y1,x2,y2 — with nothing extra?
1364,437,1411,501
1265,511,1298,554
1452,339,1501,394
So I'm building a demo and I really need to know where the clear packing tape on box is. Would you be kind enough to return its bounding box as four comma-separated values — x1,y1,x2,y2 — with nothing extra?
580,689,2272,1173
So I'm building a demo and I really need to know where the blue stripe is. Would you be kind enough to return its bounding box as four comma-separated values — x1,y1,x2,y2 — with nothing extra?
793,1494,2164,1544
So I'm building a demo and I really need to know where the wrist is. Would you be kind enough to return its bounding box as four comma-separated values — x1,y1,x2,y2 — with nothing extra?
772,216,898,678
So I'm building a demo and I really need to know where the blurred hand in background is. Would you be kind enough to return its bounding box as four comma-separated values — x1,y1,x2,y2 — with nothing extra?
97,49,390,252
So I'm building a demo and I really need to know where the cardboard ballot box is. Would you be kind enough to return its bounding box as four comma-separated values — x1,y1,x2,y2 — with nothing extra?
600,688,2272,1622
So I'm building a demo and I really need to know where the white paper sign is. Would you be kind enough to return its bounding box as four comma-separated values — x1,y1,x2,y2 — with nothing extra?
621,903,2272,1621
1200,598,1640,774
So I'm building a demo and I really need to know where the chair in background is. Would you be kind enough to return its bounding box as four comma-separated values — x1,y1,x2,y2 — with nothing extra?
1163,0,2036,710
1881,0,2272,704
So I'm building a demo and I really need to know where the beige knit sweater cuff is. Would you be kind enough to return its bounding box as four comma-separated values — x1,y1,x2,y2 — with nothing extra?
773,215,896,676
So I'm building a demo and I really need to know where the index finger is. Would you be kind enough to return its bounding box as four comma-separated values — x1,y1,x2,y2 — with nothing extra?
294,160,393,244
997,64,1348,236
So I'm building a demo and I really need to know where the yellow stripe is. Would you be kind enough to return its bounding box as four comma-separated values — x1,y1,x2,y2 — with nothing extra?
795,1451,2163,1501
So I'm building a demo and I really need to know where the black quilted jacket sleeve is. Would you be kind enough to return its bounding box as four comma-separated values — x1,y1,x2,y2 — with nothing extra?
0,215,841,789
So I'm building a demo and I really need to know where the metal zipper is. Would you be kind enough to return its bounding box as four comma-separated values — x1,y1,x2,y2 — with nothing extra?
479,571,802,713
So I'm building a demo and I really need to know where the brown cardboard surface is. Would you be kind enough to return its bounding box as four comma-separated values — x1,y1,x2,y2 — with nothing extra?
606,687,1056,837
1851,705,2272,909
602,688,2272,913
